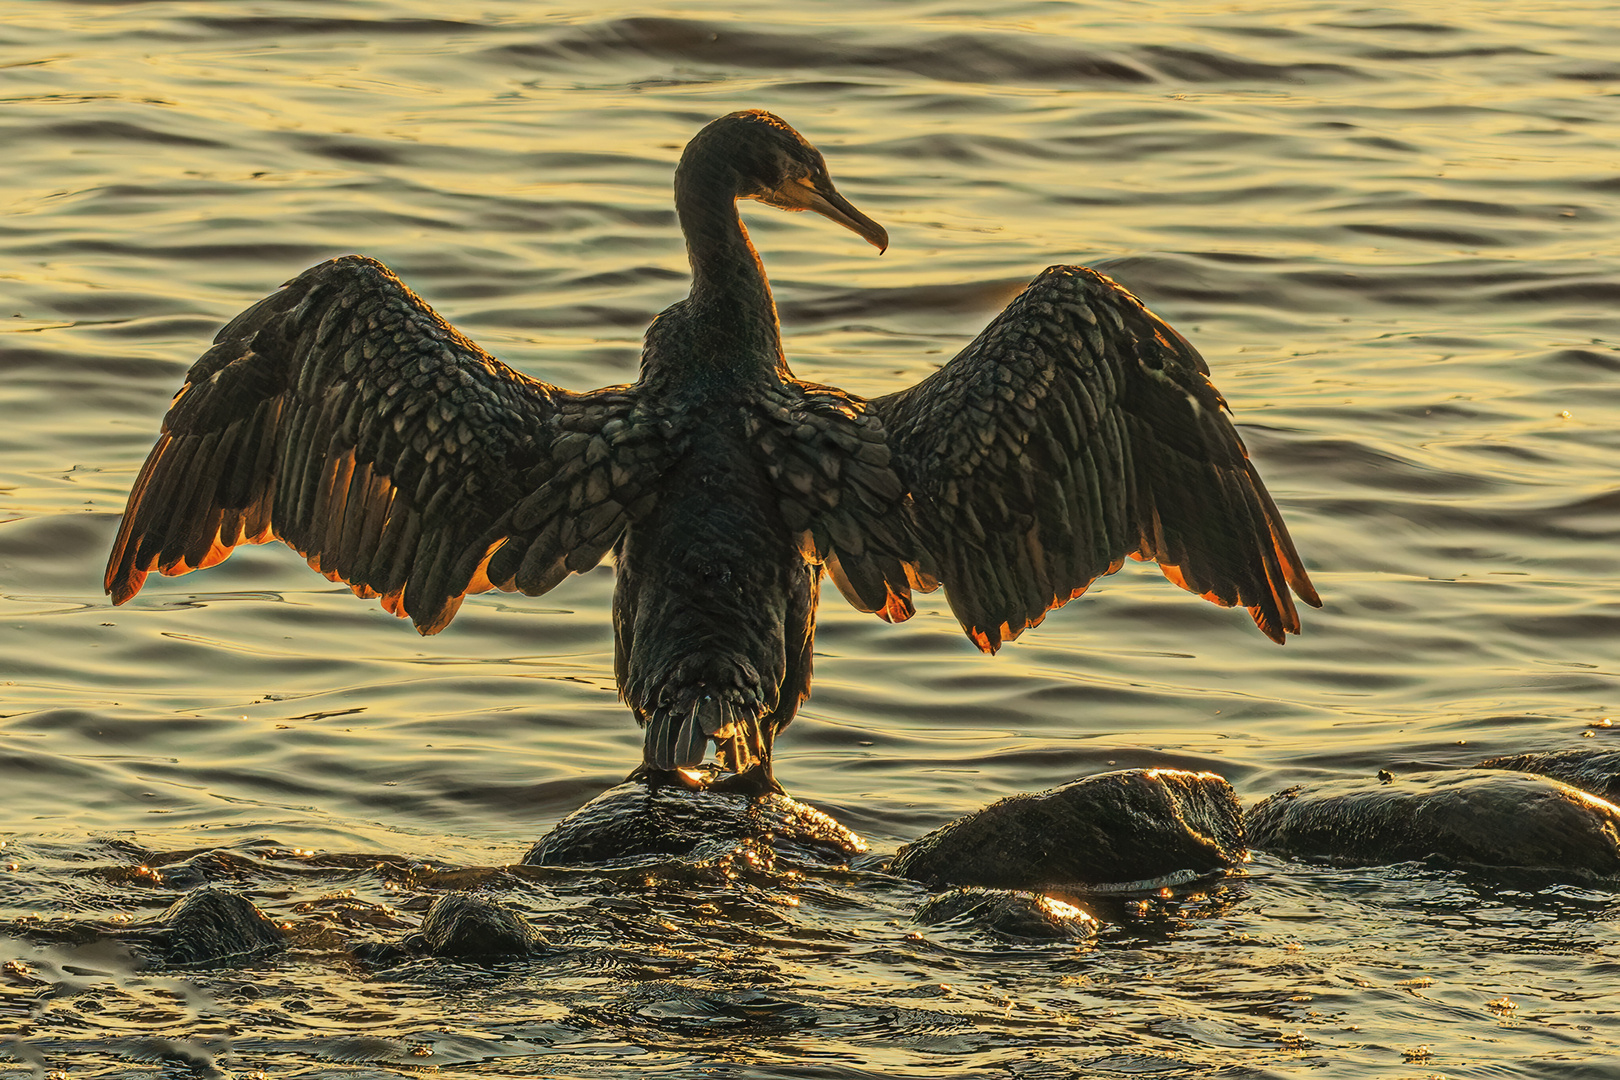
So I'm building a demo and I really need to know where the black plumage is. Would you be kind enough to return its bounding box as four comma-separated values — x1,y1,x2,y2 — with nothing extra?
106,109,1320,792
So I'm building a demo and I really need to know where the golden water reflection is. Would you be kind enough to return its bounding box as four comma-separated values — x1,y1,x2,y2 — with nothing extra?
3,0,1620,1076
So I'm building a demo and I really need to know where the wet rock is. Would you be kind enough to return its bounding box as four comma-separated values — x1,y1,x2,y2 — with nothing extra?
416,893,546,959
524,781,865,867
1475,749,1620,803
1247,769,1620,875
914,887,1098,942
889,769,1245,890
153,887,284,965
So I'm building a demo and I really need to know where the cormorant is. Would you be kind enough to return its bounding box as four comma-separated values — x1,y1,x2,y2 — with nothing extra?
105,110,1320,792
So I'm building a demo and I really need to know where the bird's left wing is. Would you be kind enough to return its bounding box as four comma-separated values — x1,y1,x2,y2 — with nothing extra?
752,380,936,624
106,255,657,634
870,265,1320,652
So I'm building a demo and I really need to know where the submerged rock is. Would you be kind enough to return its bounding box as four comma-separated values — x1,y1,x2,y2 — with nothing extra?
889,769,1245,890
524,781,866,867
1247,769,1620,875
914,887,1098,942
415,893,546,960
153,887,284,965
1475,749,1620,803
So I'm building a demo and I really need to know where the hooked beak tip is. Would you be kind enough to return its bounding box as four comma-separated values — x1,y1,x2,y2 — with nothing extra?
784,177,889,256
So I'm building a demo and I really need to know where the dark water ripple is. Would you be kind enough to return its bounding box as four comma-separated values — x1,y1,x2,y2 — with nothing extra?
4,0,1620,1076
492,18,1162,86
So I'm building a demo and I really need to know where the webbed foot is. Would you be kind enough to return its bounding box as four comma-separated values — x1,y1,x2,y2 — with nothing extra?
624,763,707,791
623,761,783,797
704,762,784,797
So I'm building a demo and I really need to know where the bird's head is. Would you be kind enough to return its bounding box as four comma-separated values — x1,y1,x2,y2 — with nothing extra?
681,110,889,253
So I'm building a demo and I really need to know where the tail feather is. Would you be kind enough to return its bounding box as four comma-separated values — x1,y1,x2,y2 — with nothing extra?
673,700,709,768
644,695,758,772
645,699,715,771
697,696,736,738
646,707,678,771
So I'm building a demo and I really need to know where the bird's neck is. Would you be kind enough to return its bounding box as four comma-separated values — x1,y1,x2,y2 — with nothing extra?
673,165,789,383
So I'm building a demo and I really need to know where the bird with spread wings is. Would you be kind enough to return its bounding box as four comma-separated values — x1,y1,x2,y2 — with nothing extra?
106,110,1319,793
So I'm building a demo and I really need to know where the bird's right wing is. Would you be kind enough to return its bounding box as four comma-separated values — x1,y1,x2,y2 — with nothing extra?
106,255,663,634
870,265,1319,652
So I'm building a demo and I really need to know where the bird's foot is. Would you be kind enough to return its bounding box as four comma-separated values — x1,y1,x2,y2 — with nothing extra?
703,763,784,797
624,763,710,791
623,761,783,797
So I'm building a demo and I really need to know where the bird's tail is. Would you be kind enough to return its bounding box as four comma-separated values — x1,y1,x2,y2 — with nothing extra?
644,694,745,772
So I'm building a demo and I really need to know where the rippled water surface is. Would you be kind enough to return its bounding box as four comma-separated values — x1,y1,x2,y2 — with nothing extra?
5,1,1620,1076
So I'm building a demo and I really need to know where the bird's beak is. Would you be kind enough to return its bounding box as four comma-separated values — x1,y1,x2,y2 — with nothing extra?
760,175,889,253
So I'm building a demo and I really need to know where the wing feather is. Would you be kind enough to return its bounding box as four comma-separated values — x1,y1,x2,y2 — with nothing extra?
755,382,933,624
872,264,1319,652
106,255,666,633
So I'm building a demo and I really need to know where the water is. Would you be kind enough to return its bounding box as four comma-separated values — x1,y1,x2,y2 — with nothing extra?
4,1,1619,1075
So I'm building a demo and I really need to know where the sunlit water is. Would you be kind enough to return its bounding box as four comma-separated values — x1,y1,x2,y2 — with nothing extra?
4,1,1620,1076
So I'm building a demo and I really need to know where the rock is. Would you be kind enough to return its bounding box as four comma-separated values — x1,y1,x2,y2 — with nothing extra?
415,893,546,960
153,887,284,965
524,781,866,867
914,887,1098,942
1246,769,1620,875
1476,749,1620,803
889,769,1245,890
